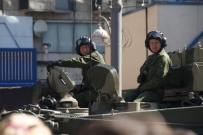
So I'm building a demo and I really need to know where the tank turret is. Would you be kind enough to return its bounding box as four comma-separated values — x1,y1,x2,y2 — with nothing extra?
165,42,203,107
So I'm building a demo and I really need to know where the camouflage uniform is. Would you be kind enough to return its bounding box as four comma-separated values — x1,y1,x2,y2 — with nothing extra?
58,50,105,107
124,49,172,103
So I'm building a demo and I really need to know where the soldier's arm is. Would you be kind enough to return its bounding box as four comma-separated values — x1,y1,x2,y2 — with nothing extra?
139,56,171,92
58,57,91,68
58,52,103,68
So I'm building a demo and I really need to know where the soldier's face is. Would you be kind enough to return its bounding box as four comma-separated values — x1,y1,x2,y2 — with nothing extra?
80,45,90,56
149,39,161,53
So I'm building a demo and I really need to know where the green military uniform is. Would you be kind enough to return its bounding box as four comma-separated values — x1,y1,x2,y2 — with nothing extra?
124,49,172,103
58,50,105,107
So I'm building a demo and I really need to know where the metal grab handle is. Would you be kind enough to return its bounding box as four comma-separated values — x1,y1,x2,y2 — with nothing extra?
181,97,196,107
193,92,203,103
193,62,201,74
60,78,66,85
181,92,203,107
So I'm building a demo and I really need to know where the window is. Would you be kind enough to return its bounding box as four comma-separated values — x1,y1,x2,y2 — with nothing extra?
19,0,74,13
42,22,105,53
55,0,74,13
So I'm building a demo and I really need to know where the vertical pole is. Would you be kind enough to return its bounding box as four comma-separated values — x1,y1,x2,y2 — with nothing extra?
89,0,93,115
111,0,122,97
145,8,148,59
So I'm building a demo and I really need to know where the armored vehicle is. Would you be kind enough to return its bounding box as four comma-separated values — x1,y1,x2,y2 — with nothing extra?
1,43,203,135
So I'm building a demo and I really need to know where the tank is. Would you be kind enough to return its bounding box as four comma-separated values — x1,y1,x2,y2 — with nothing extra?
1,43,203,135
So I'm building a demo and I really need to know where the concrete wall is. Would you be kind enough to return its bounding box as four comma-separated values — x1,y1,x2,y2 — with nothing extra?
147,5,158,32
157,4,203,52
122,9,148,90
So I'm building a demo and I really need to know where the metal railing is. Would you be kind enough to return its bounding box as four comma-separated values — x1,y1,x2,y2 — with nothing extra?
0,48,37,87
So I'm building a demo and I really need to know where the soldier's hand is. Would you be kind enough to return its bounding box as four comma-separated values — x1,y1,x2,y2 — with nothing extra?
47,61,59,72
137,72,146,83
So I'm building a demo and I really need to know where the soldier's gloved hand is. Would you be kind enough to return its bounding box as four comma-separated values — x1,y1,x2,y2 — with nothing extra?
130,89,141,102
47,61,59,72
137,72,146,83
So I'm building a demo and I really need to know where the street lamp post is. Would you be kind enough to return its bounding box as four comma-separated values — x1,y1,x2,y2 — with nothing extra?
92,0,123,96
111,0,122,97
92,6,111,46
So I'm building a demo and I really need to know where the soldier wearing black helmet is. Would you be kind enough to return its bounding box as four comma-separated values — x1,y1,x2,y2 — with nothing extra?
47,36,105,108
124,30,172,103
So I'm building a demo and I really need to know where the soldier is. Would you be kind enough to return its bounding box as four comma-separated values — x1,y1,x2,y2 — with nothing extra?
124,30,172,103
47,36,105,108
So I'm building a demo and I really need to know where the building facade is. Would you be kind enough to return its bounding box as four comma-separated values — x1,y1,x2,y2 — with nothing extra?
105,1,203,91
0,0,110,110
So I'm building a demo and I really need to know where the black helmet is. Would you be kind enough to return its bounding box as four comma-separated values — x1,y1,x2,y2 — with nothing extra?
145,30,167,52
75,36,96,56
